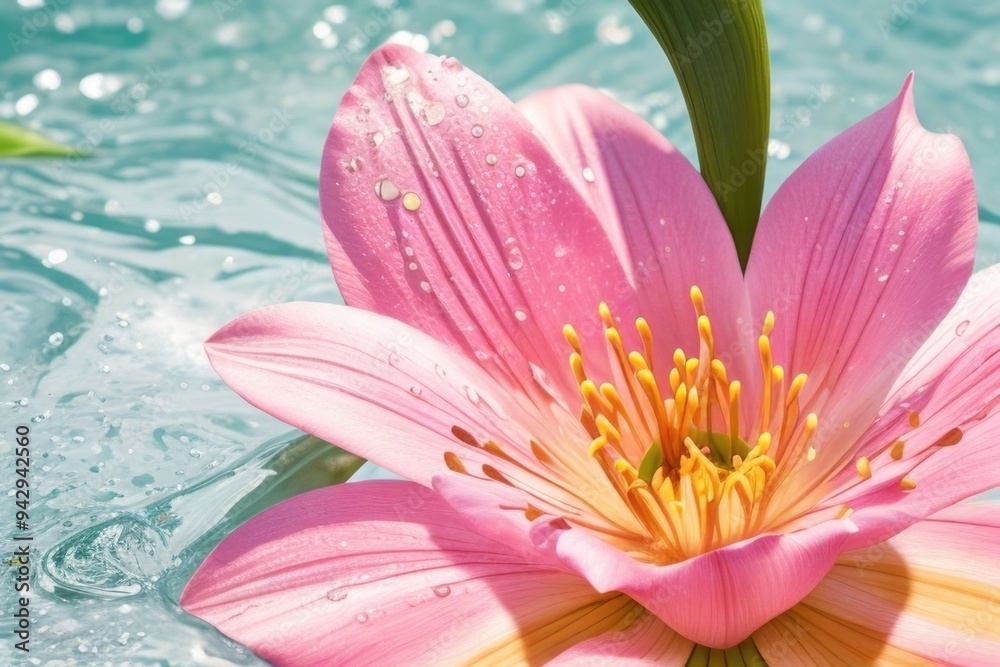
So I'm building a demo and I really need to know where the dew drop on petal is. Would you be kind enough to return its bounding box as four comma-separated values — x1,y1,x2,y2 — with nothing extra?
582,167,595,182
404,246,415,257
889,243,899,252
375,179,400,201
355,612,369,624
402,192,421,210
327,588,348,602
514,165,526,178
435,365,446,377
471,124,483,138
47,248,68,265
506,246,524,270
409,386,422,395
465,386,480,404
424,103,446,126
514,309,527,322
420,280,432,293
408,262,418,271
956,320,971,336
433,584,451,598
372,132,385,147
878,274,889,282
485,153,497,165
48,332,64,346
455,93,469,108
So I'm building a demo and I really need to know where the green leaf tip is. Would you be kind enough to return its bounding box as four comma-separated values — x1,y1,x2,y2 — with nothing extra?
628,0,770,269
0,122,78,158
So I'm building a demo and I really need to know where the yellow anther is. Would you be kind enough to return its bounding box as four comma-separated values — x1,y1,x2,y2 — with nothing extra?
685,358,699,385
710,359,728,384
772,365,784,385
728,381,741,445
807,446,816,461
605,326,623,351
595,413,622,444
673,348,687,373
588,435,609,457
690,286,706,317
786,373,808,407
581,380,613,415
900,476,917,491
614,458,637,477
762,311,775,336
599,302,614,327
698,315,714,351
636,317,654,370
669,367,681,393
835,505,853,520
562,324,581,352
628,351,648,372
908,412,921,428
890,440,905,460
856,456,872,480
569,352,587,386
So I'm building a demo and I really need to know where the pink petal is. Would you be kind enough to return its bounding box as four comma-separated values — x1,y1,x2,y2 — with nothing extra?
746,75,977,486
546,515,858,648
755,504,1000,665
204,301,591,489
516,85,755,388
548,609,694,665
182,480,643,666
817,264,1000,548
320,45,640,406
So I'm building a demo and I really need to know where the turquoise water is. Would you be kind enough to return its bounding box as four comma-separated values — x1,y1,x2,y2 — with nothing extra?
1,1,998,664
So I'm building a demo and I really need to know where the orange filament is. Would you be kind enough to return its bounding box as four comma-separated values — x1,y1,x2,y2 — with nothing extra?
564,287,819,561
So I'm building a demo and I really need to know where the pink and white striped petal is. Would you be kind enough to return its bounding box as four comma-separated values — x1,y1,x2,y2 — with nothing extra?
320,44,641,406
755,504,1000,666
181,480,643,666
548,609,694,665
746,75,977,499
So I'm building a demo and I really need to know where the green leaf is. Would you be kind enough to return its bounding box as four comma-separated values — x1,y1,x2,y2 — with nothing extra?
0,122,77,157
628,0,770,268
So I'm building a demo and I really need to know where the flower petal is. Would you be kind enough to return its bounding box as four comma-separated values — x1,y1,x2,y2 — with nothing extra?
548,609,693,665
746,75,977,484
755,504,1000,666
817,264,1000,548
181,480,643,666
547,516,858,648
320,45,639,406
516,85,755,386
205,302,589,489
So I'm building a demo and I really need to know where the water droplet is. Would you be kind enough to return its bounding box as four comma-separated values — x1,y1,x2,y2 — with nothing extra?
582,167,595,182
889,243,899,252
474,350,489,361
506,247,524,270
883,195,893,204
419,280,432,293
465,386,480,404
514,165,526,178
33,68,61,91
375,179,400,201
355,612,369,624
956,320,971,336
404,246,415,257
383,65,410,86
878,274,889,282
514,309,527,322
372,132,385,147
343,157,364,174
98,364,111,373
402,192,422,211
48,332,64,346
408,261,418,271
388,351,401,365
485,153,498,165
433,584,451,598
454,93,469,108
409,386,422,395
144,219,161,233
435,365,446,377
46,248,68,265
188,448,203,458
424,103,446,126
558,284,566,293
327,588,348,602
471,124,483,138
897,230,905,236
554,245,568,258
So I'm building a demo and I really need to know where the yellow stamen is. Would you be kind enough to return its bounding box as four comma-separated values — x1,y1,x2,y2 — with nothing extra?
890,440,905,460
900,476,917,491
856,456,872,480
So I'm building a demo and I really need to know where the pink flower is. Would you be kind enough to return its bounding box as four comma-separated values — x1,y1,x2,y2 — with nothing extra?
182,45,1000,664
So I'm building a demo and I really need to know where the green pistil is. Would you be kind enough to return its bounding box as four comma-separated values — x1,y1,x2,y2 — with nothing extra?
687,638,768,666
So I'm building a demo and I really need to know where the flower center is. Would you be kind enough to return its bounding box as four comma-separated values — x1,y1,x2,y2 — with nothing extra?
562,287,818,562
